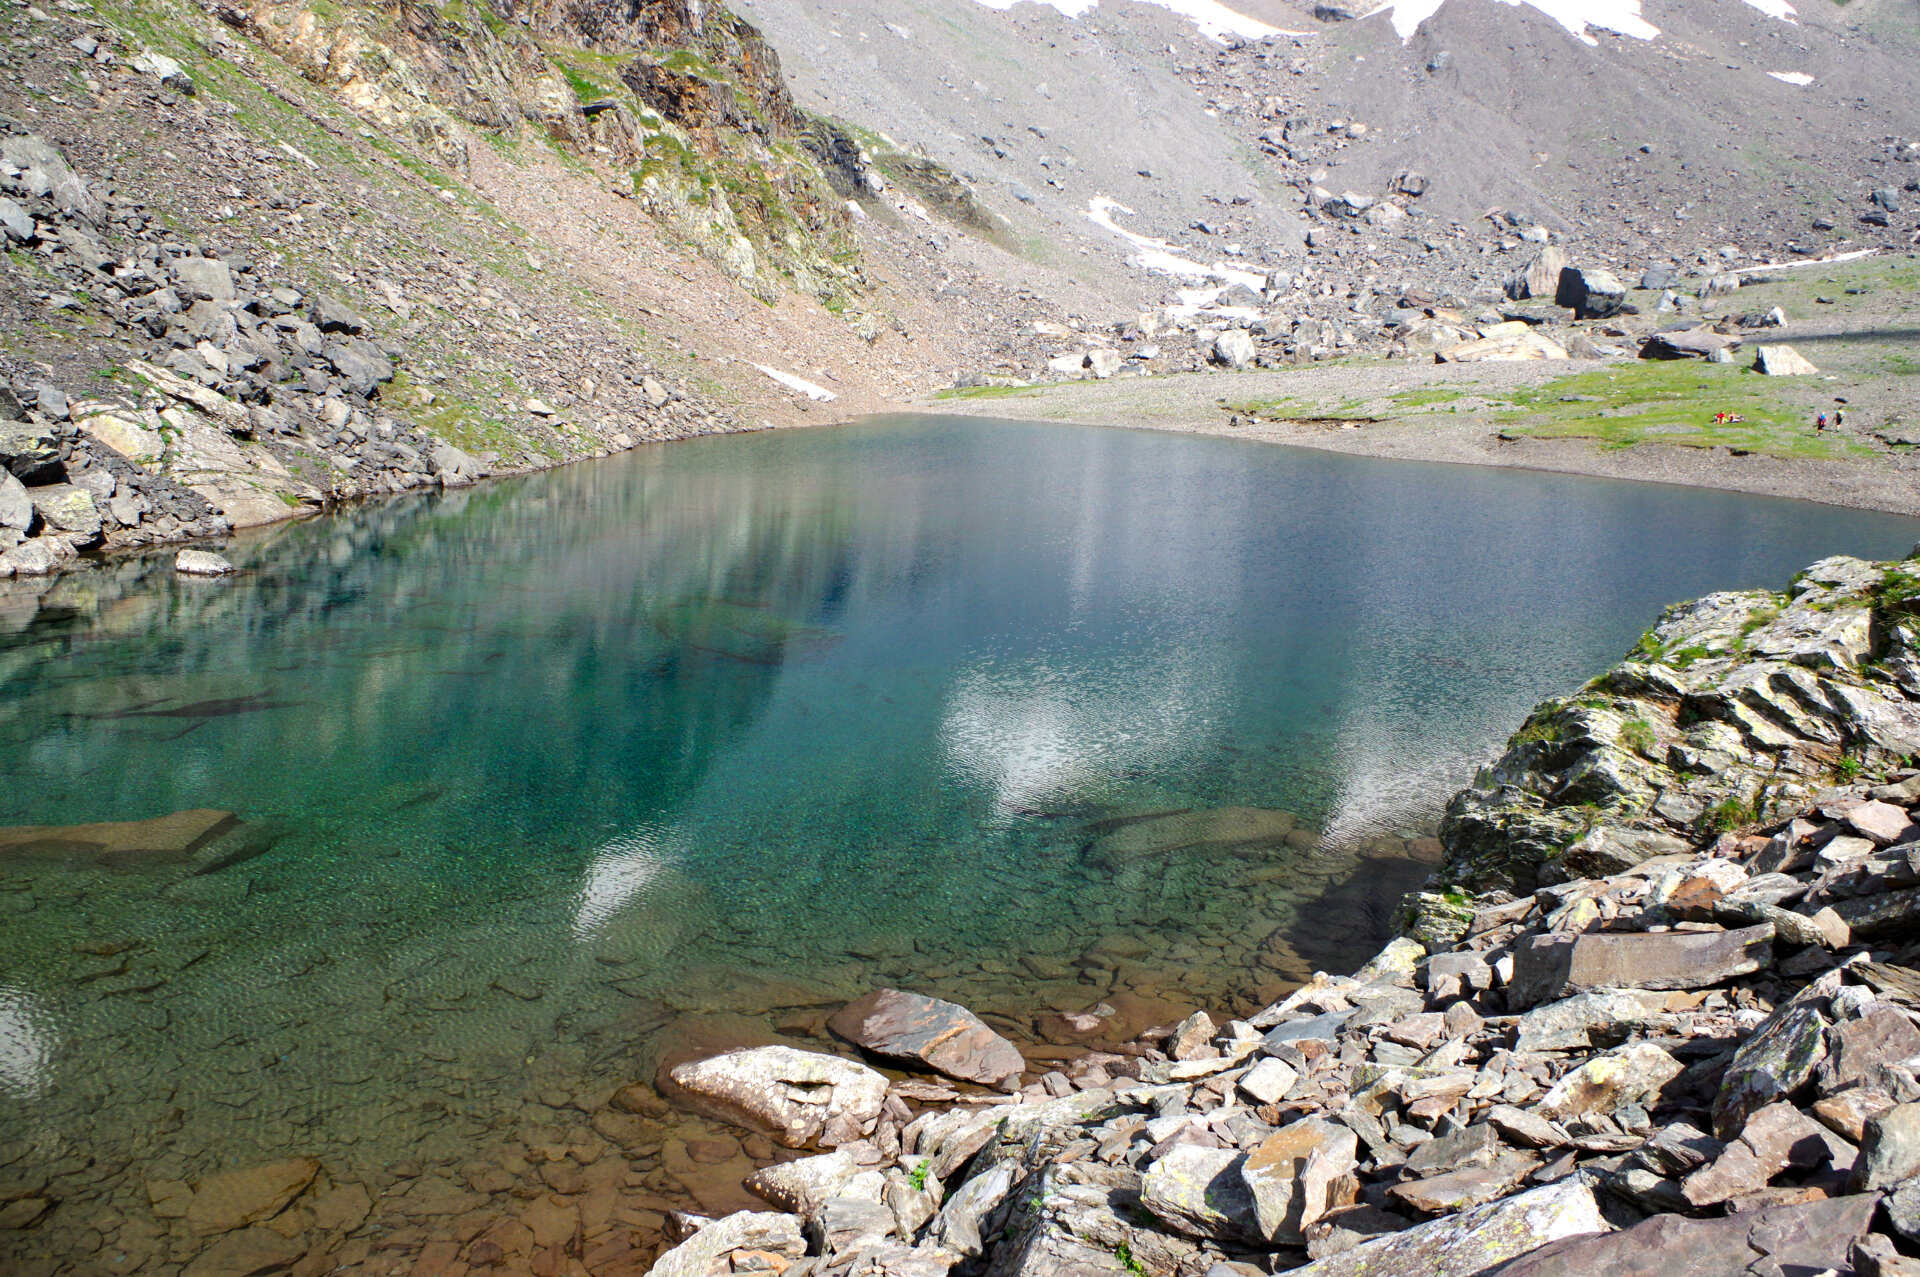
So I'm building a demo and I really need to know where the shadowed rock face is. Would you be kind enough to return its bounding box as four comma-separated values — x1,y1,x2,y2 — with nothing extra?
828,988,1026,1086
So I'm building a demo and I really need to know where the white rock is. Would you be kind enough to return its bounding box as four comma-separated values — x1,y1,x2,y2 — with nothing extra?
670,1046,888,1148
175,550,235,576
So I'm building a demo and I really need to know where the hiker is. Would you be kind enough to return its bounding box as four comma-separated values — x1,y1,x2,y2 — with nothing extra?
1715,411,1727,424
1835,408,1846,429
1817,413,1829,432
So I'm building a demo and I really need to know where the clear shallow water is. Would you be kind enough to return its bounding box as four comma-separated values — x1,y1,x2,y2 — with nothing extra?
3,415,1918,1264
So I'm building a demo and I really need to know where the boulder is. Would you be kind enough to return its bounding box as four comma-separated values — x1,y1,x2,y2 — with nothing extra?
742,1151,860,1215
180,1226,307,1277
1507,246,1570,301
310,296,370,335
828,989,1025,1086
175,550,235,576
1086,807,1297,865
1284,1178,1609,1277
1141,1145,1256,1242
0,809,239,865
1240,1118,1357,1243
0,538,58,577
29,484,101,539
0,421,62,482
1554,267,1628,319
0,134,97,218
650,1211,806,1277
1753,345,1819,376
1534,1042,1684,1121
1641,328,1739,360
926,1161,1015,1256
1508,925,1772,1009
1212,329,1257,369
428,442,484,484
172,256,236,303
1513,990,1668,1053
1436,330,1568,362
0,471,30,532
1712,998,1830,1139
1856,1102,1920,1191
1820,1006,1920,1096
669,1046,888,1147
1485,1193,1877,1277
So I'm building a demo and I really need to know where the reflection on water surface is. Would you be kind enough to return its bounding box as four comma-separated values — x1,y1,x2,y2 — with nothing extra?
2,414,1916,1274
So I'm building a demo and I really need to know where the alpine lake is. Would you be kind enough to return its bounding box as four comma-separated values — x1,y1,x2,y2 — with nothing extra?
4,415,1918,1271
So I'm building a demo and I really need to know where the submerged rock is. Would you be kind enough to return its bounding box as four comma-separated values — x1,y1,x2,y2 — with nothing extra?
1086,807,1299,866
0,809,238,866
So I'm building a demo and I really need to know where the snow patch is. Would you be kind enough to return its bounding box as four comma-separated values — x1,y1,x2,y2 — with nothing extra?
1086,197,1268,293
1768,71,1813,86
1365,0,1791,44
753,364,838,402
1366,0,1656,43
971,0,1299,42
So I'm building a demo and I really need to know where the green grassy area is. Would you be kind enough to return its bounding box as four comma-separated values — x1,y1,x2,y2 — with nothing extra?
1490,362,1865,459
931,383,1049,401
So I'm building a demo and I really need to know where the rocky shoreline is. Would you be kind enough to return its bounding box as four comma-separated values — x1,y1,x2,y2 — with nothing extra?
0,116,743,583
605,551,1920,1277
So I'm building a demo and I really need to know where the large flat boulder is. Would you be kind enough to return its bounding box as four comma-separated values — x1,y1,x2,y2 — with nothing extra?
1085,807,1298,866
669,1046,887,1148
1484,1193,1877,1277
1508,925,1773,1009
186,1157,319,1235
828,988,1025,1086
0,809,238,866
1284,1177,1609,1277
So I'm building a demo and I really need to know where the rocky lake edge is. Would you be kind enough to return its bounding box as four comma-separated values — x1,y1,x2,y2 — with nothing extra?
601,547,1920,1277
16,550,1920,1277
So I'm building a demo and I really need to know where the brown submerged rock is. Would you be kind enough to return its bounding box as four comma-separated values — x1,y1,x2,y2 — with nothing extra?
0,808,237,865
829,988,1025,1086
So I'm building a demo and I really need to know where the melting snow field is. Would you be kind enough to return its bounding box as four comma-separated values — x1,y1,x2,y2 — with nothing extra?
972,0,1298,41
1363,0,1794,43
1769,71,1814,86
1085,197,1269,296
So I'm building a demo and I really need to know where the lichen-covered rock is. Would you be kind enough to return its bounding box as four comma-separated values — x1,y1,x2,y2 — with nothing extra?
1139,1145,1256,1242
1712,996,1832,1139
1438,557,1920,892
1534,1042,1684,1121
1283,1177,1609,1277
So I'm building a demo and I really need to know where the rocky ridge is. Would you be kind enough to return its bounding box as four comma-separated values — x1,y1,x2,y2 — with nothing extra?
603,554,1920,1277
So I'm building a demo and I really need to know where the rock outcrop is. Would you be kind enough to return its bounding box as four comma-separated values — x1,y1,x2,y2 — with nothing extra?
1440,554,1920,891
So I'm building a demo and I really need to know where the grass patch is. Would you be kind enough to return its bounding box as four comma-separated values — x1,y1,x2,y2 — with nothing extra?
1491,362,1865,460
933,383,1047,401
1620,718,1657,756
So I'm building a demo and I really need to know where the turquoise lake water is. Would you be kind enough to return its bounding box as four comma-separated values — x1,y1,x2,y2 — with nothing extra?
2,415,1917,1256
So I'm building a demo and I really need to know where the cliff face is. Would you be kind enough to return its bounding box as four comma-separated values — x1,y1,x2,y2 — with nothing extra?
1441,553,1920,892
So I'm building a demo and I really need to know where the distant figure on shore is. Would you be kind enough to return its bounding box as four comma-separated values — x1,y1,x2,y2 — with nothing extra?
1835,408,1847,429
1817,413,1829,432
